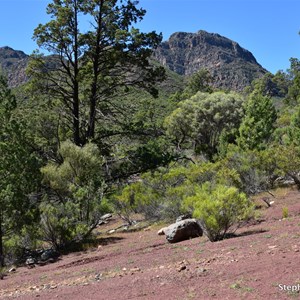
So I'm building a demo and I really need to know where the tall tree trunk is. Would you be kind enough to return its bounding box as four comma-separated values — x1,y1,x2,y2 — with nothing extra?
86,0,104,141
72,0,81,146
73,82,81,146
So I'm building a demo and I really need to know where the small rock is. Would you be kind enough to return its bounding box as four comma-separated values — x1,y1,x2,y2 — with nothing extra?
177,265,186,272
26,258,36,266
41,249,59,261
144,227,151,231
108,229,115,234
130,267,141,272
97,245,103,251
9,267,16,273
97,220,107,226
268,245,277,249
95,273,101,281
122,267,127,271
157,228,166,236
176,214,192,223
100,213,112,220
48,258,55,263
197,267,207,273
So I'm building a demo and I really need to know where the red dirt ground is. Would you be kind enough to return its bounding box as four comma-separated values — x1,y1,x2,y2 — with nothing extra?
1,187,300,300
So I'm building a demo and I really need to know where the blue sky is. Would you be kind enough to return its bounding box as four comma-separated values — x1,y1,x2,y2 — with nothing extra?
1,0,299,74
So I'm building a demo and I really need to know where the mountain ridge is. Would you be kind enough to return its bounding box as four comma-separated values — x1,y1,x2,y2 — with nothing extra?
1,30,267,91
153,30,267,91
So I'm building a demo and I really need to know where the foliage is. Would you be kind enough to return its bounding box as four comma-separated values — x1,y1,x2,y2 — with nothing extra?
282,206,289,219
40,141,106,248
187,69,213,94
164,91,244,159
184,183,254,241
286,58,300,105
0,75,41,266
238,93,277,150
29,0,165,146
245,72,290,98
114,159,242,222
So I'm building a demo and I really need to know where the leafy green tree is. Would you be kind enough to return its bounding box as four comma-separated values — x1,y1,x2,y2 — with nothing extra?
238,93,277,150
245,72,289,98
40,140,106,248
0,76,41,266
286,58,300,105
164,91,244,160
28,0,165,147
187,69,213,94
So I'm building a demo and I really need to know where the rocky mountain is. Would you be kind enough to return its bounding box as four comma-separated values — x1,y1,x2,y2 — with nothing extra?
0,46,29,87
1,30,267,91
153,30,267,91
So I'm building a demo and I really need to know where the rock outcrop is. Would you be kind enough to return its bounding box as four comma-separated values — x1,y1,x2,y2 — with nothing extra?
153,30,267,91
163,219,203,243
0,46,29,87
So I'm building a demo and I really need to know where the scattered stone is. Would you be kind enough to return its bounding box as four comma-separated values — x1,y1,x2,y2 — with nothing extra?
197,267,207,273
122,267,127,271
97,220,107,226
177,265,186,272
26,257,36,267
8,267,16,273
108,229,116,234
157,228,167,236
41,249,59,262
97,245,103,251
176,214,192,223
130,267,141,272
100,213,112,220
164,219,203,243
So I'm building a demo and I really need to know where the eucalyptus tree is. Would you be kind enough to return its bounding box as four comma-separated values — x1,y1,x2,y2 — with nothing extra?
29,0,165,147
164,92,245,160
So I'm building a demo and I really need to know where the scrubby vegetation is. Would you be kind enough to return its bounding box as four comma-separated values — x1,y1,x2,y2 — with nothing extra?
1,0,300,267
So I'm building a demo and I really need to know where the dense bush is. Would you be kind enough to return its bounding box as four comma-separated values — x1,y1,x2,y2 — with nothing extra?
113,160,242,223
40,141,107,249
184,183,254,241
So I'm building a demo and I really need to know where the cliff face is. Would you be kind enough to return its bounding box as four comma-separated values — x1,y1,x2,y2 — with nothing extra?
0,46,29,87
153,30,267,91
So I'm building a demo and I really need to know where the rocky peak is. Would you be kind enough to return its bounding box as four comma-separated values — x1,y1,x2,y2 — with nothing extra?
0,46,28,60
153,30,267,91
0,46,29,87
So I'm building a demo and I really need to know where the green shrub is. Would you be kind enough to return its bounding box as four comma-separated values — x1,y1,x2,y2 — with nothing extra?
184,183,254,241
282,206,289,219
114,160,244,223
39,201,89,250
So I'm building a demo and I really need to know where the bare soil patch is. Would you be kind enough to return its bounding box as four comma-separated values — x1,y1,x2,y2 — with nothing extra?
1,187,300,300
